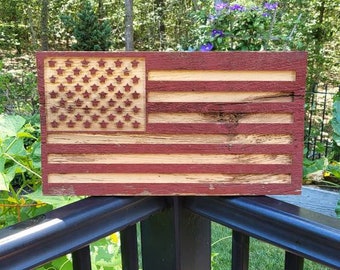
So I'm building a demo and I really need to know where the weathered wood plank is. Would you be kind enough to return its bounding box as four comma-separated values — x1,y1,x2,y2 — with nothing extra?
37,51,307,195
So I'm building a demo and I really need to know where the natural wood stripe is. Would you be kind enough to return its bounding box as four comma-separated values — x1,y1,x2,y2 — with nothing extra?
148,91,293,103
48,173,291,184
148,113,293,124
48,153,291,164
148,70,296,81
47,133,292,145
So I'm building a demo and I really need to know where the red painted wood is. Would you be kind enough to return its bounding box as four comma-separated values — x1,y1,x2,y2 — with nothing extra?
37,51,307,196
43,182,301,196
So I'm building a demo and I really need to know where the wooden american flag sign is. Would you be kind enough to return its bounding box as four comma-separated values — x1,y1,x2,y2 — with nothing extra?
37,51,307,195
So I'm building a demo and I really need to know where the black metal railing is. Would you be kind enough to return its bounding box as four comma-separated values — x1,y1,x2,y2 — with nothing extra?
0,196,340,270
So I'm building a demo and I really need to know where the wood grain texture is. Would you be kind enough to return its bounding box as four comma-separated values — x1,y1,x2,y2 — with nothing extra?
37,51,307,196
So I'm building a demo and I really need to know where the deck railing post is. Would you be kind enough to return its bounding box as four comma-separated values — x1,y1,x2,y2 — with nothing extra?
140,197,211,270
284,251,304,270
231,230,249,270
72,245,91,270
121,225,139,270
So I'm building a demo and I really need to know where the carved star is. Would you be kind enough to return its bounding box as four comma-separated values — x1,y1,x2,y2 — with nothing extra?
48,60,56,67
115,76,123,84
91,84,99,91
99,75,107,83
74,83,82,91
91,99,100,107
133,106,140,114
67,120,75,128
82,75,90,83
59,99,66,107
100,106,107,114
98,59,106,67
114,59,123,67
92,114,100,121
81,59,90,67
107,83,115,91
123,67,130,76
66,91,75,99
99,92,107,99
66,75,74,83
106,68,114,75
132,121,140,128
73,68,81,75
83,120,91,128
124,99,132,107
100,120,108,128
124,114,131,122
49,76,57,83
83,91,91,98
115,106,124,114
75,98,83,107
50,106,59,113
58,84,66,91
108,114,116,121
65,59,73,67
124,84,132,92
83,105,91,114
67,105,75,113
131,59,139,68
51,120,59,128
56,68,64,75
131,76,140,84
89,67,98,75
49,91,58,98
58,113,67,121
115,91,124,99
108,99,116,107
75,113,83,121
116,121,124,128
132,91,140,99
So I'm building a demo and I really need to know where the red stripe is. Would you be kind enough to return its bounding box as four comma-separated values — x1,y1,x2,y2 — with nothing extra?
147,123,296,134
46,164,292,174
46,144,294,154
147,102,300,113
43,182,300,196
144,51,306,70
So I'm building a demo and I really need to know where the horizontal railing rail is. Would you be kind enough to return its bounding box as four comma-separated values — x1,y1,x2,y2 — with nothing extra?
184,196,340,270
0,196,167,270
0,196,340,270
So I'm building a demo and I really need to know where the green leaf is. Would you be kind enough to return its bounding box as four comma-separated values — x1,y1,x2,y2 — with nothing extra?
0,167,16,191
0,114,26,139
24,186,82,209
4,137,26,156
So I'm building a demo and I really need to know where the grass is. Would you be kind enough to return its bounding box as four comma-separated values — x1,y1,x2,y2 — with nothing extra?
211,222,334,270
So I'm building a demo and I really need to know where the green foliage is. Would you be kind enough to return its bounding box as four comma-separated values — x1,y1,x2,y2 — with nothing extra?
0,114,79,227
0,56,38,115
189,1,305,52
61,0,112,51
331,92,340,150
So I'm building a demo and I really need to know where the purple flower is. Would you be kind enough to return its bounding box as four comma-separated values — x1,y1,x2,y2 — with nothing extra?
200,43,213,52
211,29,224,37
229,4,245,12
215,2,228,11
262,12,270,17
264,2,278,10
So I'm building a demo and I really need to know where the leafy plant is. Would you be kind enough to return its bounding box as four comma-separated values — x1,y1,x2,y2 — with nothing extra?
0,56,39,115
61,0,112,51
190,1,301,52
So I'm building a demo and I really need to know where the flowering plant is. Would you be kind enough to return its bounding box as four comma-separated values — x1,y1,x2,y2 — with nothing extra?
193,1,297,51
